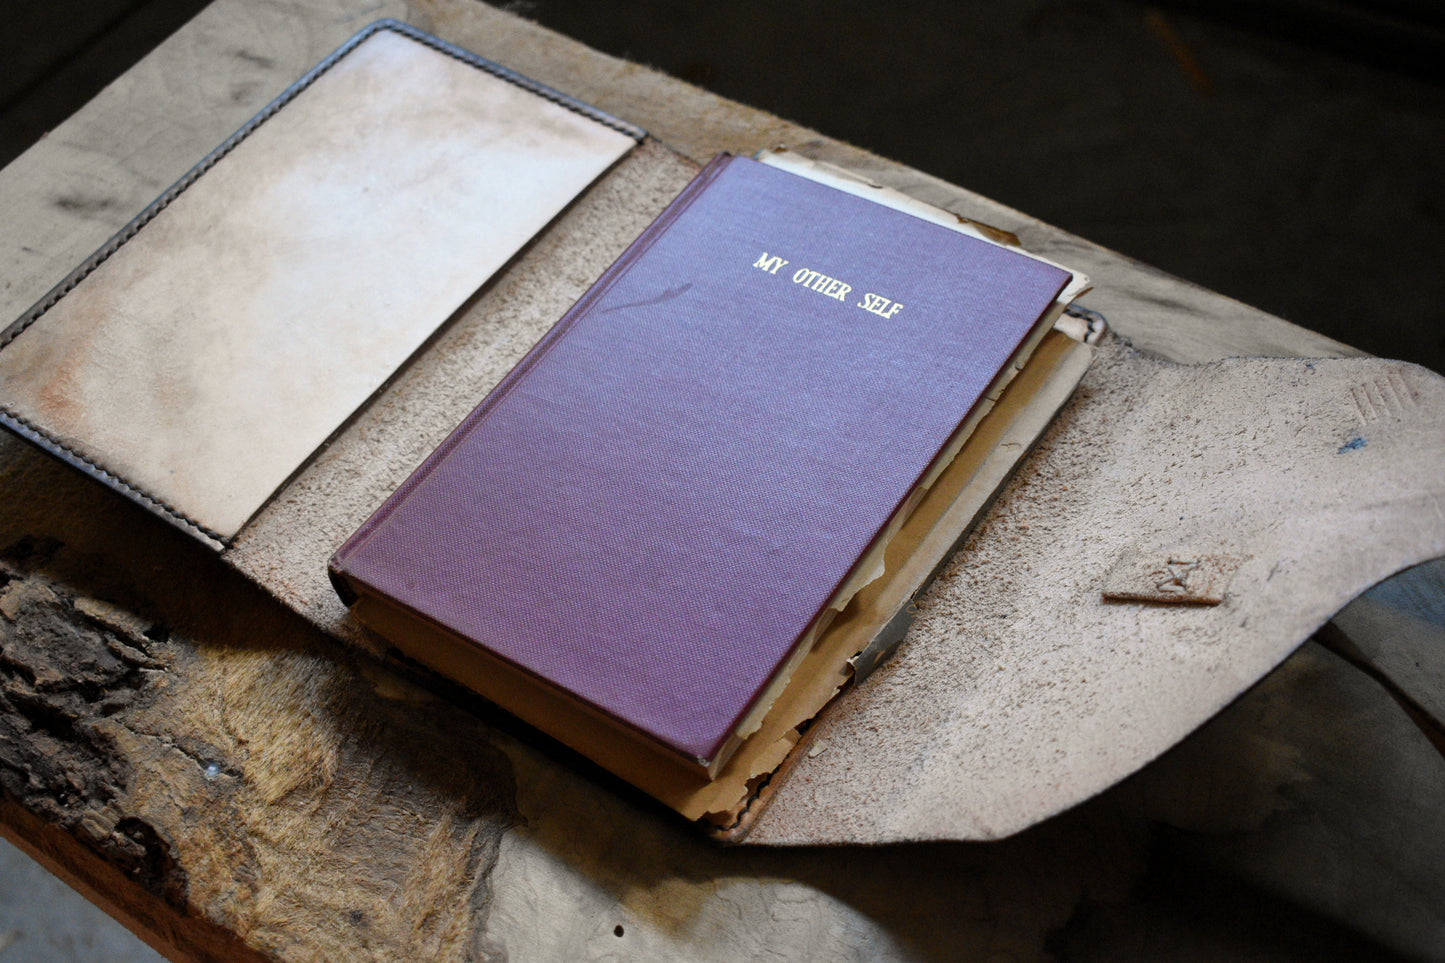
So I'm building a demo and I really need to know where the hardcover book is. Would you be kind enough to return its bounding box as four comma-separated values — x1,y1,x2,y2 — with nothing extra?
329,153,1089,807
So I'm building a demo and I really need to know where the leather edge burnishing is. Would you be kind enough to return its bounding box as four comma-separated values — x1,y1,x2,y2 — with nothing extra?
0,19,646,550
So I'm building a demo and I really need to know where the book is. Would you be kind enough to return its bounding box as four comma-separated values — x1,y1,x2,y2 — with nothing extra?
328,152,1091,810
0,20,640,547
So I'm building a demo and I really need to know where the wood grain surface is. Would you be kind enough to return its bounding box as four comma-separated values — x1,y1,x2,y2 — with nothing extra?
1,1,1441,960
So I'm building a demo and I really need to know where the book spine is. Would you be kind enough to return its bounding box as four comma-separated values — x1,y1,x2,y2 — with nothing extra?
330,152,737,586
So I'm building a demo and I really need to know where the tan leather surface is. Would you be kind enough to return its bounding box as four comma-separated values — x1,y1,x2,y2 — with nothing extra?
744,341,1445,842
226,141,1445,844
220,134,1445,843
10,16,1420,844
0,27,635,540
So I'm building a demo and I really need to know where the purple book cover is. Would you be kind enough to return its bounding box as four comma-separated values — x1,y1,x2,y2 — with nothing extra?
331,154,1070,764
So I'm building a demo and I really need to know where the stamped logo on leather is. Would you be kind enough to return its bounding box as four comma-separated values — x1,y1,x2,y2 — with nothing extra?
1102,551,1246,605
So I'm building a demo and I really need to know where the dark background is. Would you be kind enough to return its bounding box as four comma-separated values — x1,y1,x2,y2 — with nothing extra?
3,0,1443,375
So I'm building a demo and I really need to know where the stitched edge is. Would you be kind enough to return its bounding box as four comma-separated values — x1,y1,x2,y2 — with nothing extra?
0,406,227,547
1,19,644,353
380,20,645,140
1,23,365,351
0,19,644,549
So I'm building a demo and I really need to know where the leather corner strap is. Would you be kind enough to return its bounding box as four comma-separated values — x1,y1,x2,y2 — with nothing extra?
735,340,1445,844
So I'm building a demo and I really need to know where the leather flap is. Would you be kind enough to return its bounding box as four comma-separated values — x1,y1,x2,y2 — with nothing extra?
744,341,1445,842
0,22,637,544
221,136,1445,843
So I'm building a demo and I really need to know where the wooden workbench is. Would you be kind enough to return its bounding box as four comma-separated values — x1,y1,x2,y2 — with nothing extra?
2,1,1443,959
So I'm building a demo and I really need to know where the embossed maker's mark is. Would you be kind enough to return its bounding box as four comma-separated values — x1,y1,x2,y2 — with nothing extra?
1351,369,1419,425
1103,551,1247,606
1150,557,1199,595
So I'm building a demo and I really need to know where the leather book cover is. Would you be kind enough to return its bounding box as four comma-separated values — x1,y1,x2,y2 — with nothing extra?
0,20,640,547
331,153,1072,766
